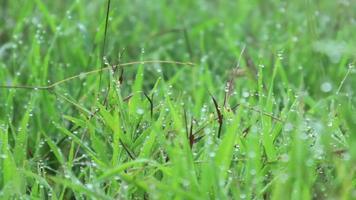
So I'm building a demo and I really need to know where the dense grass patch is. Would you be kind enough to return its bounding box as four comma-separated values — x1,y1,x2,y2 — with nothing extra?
0,0,355,199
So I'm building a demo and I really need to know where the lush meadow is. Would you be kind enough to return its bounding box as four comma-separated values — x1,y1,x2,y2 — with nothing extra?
0,0,355,199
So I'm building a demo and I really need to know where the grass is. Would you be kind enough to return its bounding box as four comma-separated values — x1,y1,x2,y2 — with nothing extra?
0,0,355,199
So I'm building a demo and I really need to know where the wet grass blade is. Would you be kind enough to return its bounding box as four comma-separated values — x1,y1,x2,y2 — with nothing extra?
211,94,223,138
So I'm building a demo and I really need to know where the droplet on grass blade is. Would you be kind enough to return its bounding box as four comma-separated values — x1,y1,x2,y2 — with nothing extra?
79,73,86,80
280,154,290,162
208,151,216,158
242,91,250,98
248,151,256,158
136,108,144,115
103,56,109,65
284,123,293,132
327,121,333,127
277,50,284,60
0,154,8,159
320,82,332,93
86,184,94,190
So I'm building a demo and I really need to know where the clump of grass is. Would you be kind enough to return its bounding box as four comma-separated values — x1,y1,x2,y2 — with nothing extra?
0,0,355,199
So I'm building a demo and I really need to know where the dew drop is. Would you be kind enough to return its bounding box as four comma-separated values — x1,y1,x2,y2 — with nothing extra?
320,82,332,93
136,108,144,115
209,151,216,158
242,91,250,98
284,123,293,132
86,184,94,190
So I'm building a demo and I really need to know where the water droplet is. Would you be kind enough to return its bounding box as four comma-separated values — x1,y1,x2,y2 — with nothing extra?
280,173,289,183
292,36,298,42
86,184,94,190
209,151,216,158
0,154,8,159
103,56,109,65
182,179,190,187
242,91,250,98
136,108,144,115
66,10,72,19
320,82,332,93
277,50,284,60
225,82,230,92
248,151,256,158
250,169,257,175
284,123,293,132
280,154,290,162
79,73,86,80
327,121,333,127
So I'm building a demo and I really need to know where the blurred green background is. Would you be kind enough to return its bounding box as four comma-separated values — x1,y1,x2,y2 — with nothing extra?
0,0,355,199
